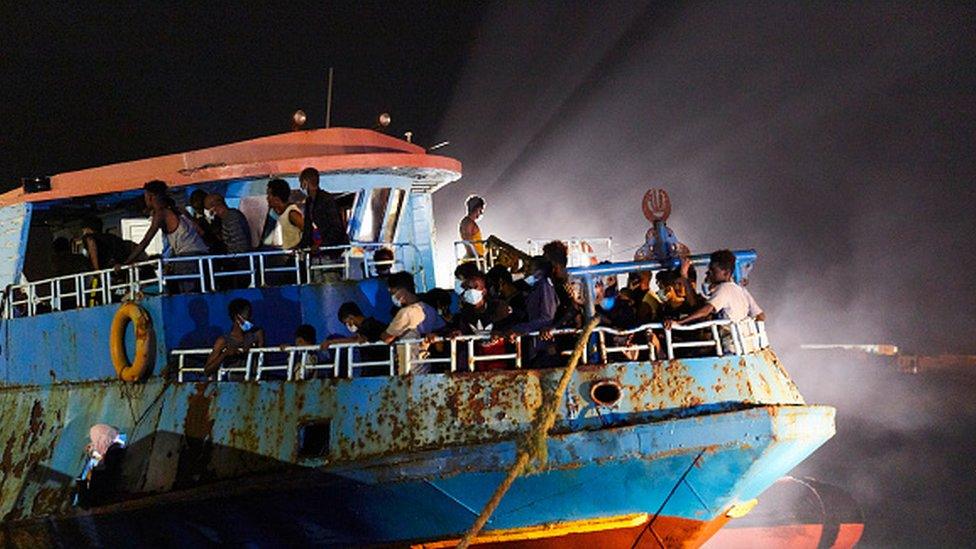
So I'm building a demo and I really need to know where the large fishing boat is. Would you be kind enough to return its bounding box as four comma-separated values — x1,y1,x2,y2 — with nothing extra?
0,126,834,547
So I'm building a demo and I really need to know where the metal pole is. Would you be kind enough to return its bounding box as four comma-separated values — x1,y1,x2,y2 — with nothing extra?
325,67,334,128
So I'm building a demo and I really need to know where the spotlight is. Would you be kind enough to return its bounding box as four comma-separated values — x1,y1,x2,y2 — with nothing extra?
292,110,307,131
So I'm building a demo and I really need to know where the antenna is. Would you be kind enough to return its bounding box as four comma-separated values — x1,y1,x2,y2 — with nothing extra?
325,67,334,128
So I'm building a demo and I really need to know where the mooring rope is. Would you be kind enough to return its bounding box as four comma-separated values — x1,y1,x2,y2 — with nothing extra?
456,317,601,549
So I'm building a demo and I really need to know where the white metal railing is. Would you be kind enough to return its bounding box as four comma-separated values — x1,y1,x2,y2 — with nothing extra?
454,240,495,272
4,259,163,318
527,237,614,266
171,319,769,382
4,242,420,319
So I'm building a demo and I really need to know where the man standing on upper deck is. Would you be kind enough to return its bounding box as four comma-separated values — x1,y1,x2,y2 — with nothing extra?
299,167,349,258
459,195,486,260
665,250,765,350
204,194,252,253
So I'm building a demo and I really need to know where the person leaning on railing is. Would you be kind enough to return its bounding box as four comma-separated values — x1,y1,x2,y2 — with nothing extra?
119,180,210,293
321,302,390,376
204,298,265,377
502,256,558,367
381,272,446,374
664,250,765,351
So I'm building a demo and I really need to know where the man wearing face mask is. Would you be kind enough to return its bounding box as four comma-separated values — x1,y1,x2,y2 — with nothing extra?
328,302,387,346
189,189,222,252
381,272,446,373
453,271,511,334
204,298,265,377
502,257,558,367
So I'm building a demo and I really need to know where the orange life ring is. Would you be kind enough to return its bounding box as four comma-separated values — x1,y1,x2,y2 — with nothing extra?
110,302,155,382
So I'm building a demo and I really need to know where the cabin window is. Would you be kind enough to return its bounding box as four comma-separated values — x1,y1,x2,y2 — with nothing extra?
349,188,405,243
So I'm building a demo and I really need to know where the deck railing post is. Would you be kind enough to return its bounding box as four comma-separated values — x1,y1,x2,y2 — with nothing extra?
711,324,723,356
467,339,475,372
665,328,674,360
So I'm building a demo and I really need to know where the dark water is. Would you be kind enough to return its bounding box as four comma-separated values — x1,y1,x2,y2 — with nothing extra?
786,350,976,548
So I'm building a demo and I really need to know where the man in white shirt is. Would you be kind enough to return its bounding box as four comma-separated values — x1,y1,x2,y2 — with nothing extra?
664,250,765,348
381,272,446,373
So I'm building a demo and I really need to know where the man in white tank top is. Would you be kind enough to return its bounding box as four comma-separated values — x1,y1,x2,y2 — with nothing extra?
266,178,304,250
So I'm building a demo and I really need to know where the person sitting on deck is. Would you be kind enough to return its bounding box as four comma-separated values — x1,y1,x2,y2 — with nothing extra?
664,250,765,353
80,216,130,271
204,194,252,254
381,272,446,374
266,178,304,250
299,167,349,262
204,298,265,377
121,180,210,293
458,195,486,260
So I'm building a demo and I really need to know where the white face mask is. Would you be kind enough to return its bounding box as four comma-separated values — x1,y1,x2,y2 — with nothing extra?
454,279,464,295
462,288,484,305
80,246,89,258
238,316,254,332
346,322,358,333
391,293,403,308
185,205,196,217
524,274,537,287
204,209,216,222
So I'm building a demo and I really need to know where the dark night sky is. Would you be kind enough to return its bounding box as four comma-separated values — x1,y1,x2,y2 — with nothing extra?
0,2,483,179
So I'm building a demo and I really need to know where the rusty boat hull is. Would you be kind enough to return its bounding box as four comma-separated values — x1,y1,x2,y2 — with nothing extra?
1,348,834,547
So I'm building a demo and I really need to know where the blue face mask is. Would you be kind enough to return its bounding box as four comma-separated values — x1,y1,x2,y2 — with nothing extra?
238,317,254,332
524,274,537,287
601,296,616,310
454,279,464,295
268,208,279,221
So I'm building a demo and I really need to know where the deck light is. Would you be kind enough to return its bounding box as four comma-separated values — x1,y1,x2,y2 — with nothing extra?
292,110,307,131
378,113,391,127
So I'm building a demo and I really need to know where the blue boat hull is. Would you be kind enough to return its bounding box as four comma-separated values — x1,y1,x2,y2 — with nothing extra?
0,400,833,547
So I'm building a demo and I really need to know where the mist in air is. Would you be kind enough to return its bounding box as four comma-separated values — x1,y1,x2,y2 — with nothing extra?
432,3,976,546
